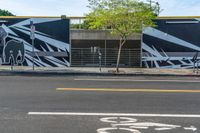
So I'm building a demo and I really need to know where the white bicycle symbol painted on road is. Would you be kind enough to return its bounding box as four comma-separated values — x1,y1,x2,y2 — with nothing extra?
97,117,197,133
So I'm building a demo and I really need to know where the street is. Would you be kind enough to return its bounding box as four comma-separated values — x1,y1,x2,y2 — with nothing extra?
0,76,200,133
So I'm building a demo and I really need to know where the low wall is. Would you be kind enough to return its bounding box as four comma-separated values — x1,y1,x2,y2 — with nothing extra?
71,29,141,40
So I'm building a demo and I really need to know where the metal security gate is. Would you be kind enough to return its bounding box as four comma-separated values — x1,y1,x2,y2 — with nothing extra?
71,48,141,67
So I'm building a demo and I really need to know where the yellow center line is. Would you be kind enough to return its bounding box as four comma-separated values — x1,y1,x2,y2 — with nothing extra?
56,88,200,93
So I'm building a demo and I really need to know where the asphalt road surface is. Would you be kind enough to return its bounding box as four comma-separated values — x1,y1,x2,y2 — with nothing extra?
0,76,200,133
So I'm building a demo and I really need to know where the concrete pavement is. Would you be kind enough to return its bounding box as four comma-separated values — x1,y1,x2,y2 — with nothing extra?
0,76,199,132
0,66,198,77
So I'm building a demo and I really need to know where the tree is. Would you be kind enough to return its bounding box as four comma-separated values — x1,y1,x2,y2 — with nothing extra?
71,20,91,29
0,9,14,16
86,0,158,72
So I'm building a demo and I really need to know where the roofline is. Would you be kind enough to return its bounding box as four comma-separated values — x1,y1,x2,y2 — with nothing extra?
0,16,200,19
157,16,200,19
0,16,86,19
0,16,61,18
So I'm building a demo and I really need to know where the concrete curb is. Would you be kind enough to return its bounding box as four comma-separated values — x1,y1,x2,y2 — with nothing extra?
0,70,199,77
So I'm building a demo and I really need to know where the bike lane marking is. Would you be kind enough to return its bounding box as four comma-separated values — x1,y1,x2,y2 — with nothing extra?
28,112,199,132
98,117,197,133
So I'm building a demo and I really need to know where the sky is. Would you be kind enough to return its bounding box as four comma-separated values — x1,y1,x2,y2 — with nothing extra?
0,0,200,17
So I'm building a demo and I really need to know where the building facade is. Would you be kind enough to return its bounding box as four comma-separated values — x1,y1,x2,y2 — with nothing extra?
0,17,70,67
1,16,199,69
142,17,200,68
71,30,141,67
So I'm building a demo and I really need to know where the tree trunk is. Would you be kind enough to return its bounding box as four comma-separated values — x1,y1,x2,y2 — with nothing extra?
116,37,127,73
116,41,123,73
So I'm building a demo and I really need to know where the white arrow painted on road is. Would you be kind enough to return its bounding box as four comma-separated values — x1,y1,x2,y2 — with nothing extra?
184,126,197,131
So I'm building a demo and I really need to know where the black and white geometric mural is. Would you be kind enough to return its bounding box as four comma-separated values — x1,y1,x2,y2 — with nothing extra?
142,18,200,68
0,17,70,67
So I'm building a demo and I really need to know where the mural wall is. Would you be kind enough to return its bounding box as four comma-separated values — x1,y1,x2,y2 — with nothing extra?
142,18,200,68
0,17,70,67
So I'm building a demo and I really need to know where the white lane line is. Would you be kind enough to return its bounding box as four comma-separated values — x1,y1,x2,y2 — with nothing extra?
28,112,200,118
74,78,200,83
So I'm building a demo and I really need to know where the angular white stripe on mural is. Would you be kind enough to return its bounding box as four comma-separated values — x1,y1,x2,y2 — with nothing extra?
143,27,200,51
25,54,51,67
13,26,50,37
63,58,70,64
57,48,61,52
189,60,193,64
154,60,160,68
7,35,23,42
142,43,162,58
152,45,163,58
9,35,69,67
35,33,70,51
195,18,200,22
161,65,182,69
161,64,194,69
45,42,54,52
45,57,66,67
40,45,47,52
161,49,168,57
143,57,197,61
2,24,18,36
13,28,70,51
10,18,61,28
25,58,43,67
167,61,175,66
144,61,149,68
179,60,187,65
45,56,70,66
25,58,33,66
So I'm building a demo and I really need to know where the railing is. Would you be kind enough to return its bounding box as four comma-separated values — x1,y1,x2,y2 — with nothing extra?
71,48,141,67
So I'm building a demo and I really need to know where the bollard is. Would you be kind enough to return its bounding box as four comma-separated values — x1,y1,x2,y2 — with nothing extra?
9,50,14,71
98,49,102,72
197,62,199,74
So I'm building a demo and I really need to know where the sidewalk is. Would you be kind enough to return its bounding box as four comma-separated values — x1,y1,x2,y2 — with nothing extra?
0,66,199,77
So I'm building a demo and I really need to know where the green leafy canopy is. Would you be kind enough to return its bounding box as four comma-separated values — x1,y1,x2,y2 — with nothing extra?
86,0,158,39
0,9,14,16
